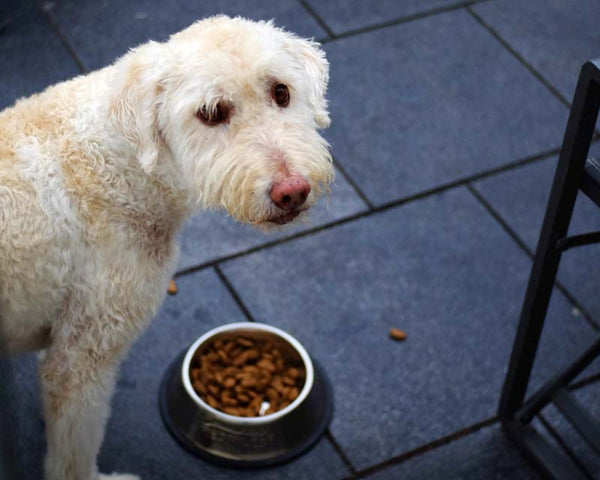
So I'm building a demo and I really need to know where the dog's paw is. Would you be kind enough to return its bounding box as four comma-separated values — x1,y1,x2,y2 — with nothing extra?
98,474,141,480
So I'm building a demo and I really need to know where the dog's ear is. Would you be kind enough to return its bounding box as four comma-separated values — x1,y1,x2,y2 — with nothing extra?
286,37,331,129
111,42,165,174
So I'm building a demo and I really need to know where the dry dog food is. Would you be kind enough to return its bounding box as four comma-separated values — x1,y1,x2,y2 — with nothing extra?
167,279,178,295
190,336,306,417
389,328,407,341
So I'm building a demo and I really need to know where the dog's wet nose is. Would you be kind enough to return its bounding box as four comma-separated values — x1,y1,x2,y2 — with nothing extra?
270,176,311,211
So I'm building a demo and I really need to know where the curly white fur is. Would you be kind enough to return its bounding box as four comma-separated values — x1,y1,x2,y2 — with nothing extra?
0,16,333,480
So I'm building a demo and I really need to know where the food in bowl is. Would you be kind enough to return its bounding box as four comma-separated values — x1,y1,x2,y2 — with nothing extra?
189,335,306,417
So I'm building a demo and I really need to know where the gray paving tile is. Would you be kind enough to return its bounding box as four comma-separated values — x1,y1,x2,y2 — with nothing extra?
176,168,368,271
541,381,600,477
305,0,463,35
48,0,327,71
365,424,538,480
473,0,600,102
220,187,595,469
0,5,80,110
1,353,44,480
323,9,568,206
472,155,600,325
4,270,349,479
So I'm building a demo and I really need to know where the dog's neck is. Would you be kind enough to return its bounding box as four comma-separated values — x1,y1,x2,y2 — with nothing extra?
56,67,195,263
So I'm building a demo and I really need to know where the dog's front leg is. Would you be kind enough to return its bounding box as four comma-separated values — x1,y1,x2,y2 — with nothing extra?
39,326,139,480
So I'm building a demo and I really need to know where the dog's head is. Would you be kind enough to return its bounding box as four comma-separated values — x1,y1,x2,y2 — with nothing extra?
111,16,334,228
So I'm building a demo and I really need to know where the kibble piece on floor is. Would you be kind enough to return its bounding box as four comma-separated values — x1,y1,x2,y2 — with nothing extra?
167,279,178,295
389,328,407,341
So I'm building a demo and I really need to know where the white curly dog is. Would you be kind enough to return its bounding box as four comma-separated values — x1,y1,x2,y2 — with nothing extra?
0,16,333,480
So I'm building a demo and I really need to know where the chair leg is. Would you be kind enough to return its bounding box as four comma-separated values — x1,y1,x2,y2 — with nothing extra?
498,62,600,420
498,178,576,420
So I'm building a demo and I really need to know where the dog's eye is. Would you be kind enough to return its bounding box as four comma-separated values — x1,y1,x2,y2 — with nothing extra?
196,102,231,126
272,84,290,107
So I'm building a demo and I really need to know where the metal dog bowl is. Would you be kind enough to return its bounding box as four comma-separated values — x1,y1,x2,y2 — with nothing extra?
159,322,333,467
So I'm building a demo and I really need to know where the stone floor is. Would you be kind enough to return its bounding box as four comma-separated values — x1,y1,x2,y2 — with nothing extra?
2,0,600,478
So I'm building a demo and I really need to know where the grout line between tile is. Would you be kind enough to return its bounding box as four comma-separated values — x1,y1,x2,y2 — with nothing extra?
39,4,88,74
213,265,256,323
173,207,369,275
340,417,497,479
175,147,561,278
297,0,336,40
332,157,375,210
466,183,600,331
465,6,571,109
466,182,535,252
537,413,596,479
373,146,561,212
319,0,492,45
325,429,358,476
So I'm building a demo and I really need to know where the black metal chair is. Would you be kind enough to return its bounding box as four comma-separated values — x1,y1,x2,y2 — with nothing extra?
499,60,600,479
